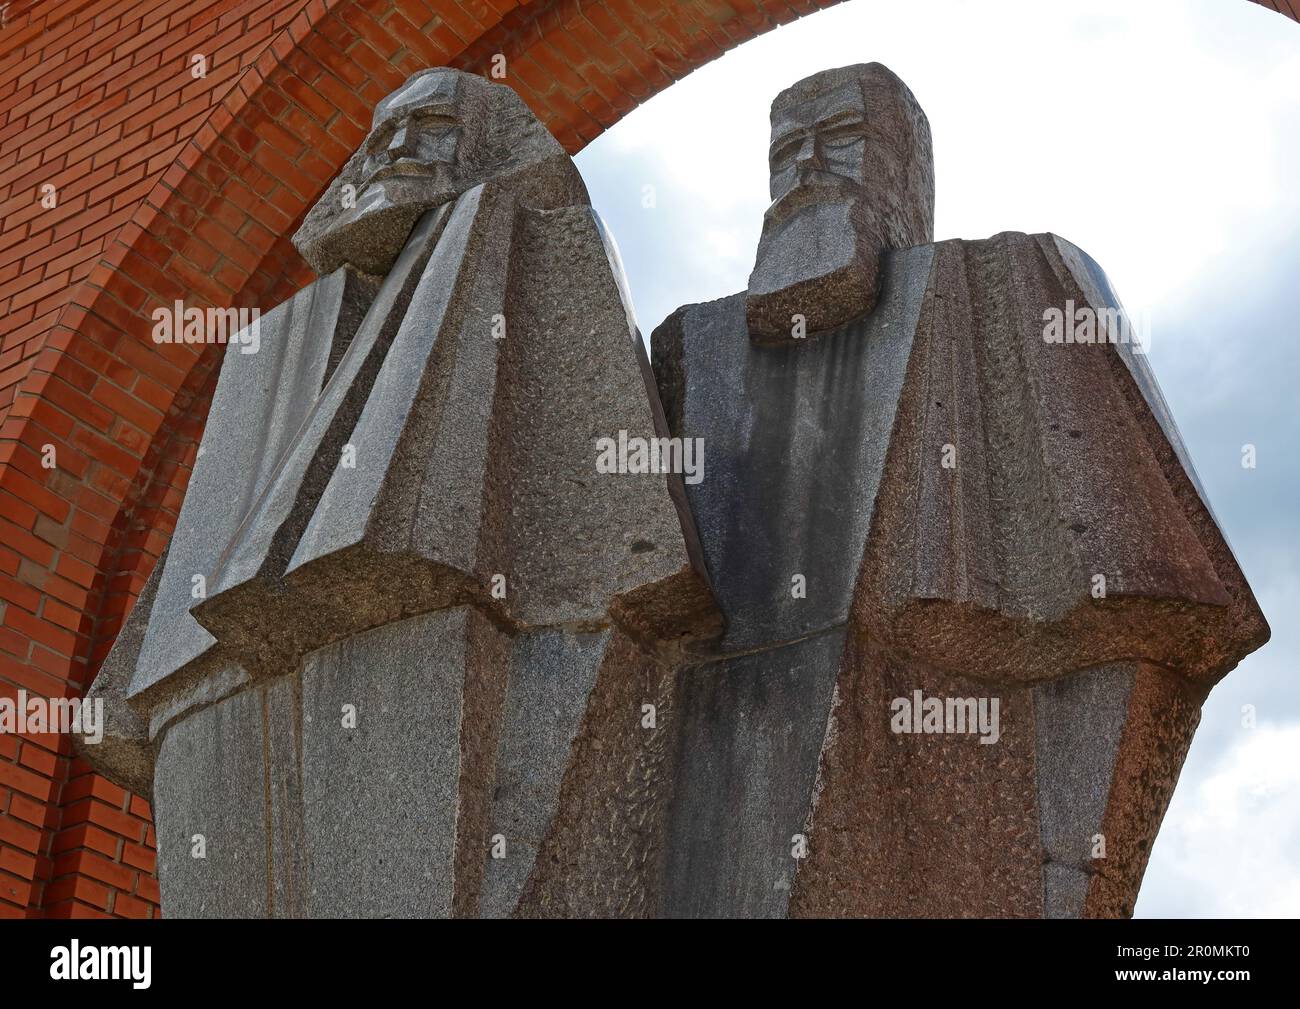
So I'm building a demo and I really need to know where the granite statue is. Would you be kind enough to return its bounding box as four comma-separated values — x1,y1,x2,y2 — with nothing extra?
651,62,1269,917
79,64,1268,920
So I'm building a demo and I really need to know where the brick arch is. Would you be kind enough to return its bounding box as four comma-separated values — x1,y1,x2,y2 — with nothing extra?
0,0,1295,919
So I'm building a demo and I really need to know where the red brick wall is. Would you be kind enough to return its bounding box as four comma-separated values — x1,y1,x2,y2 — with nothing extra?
1,0,1295,919
1,0,318,920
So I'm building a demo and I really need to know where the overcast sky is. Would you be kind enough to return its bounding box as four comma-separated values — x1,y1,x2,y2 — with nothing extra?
576,0,1300,917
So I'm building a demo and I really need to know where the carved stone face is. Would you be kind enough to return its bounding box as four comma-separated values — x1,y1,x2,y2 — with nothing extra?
746,64,935,342
355,71,472,213
294,69,587,277
767,79,872,208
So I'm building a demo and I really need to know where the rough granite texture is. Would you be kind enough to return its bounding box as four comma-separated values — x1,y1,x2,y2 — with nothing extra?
847,234,1258,686
1034,662,1134,917
190,207,451,674
513,627,679,918
1086,664,1204,918
81,64,1268,919
129,266,377,697
653,228,1267,916
788,630,1042,917
652,245,933,650
477,628,607,918
298,610,465,918
151,688,268,918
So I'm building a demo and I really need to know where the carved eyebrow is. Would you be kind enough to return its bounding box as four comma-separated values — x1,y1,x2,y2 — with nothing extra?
769,128,808,157
373,103,458,127
769,110,867,157
816,110,867,130
406,109,459,123
365,111,459,150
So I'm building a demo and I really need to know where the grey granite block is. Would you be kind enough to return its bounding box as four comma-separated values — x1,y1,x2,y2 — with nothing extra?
479,628,608,918
662,629,843,917
1034,663,1134,868
152,688,269,917
128,267,375,697
652,245,933,651
298,608,466,918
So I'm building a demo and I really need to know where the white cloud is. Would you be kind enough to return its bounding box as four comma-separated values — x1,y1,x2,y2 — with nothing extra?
1139,725,1300,918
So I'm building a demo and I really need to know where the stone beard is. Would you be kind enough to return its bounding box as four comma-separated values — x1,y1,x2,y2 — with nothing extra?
747,180,881,340
745,64,934,341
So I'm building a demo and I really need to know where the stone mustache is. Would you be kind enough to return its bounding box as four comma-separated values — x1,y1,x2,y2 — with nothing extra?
80,65,1268,918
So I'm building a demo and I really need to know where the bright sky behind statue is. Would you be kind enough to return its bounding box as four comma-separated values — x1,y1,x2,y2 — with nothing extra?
576,0,1300,918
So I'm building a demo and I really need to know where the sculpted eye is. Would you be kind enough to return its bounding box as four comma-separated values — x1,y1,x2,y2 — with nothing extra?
367,124,395,153
410,112,458,132
770,138,801,167
820,123,866,148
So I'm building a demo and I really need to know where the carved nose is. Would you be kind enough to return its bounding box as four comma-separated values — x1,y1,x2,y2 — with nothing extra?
795,136,824,172
386,125,416,159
